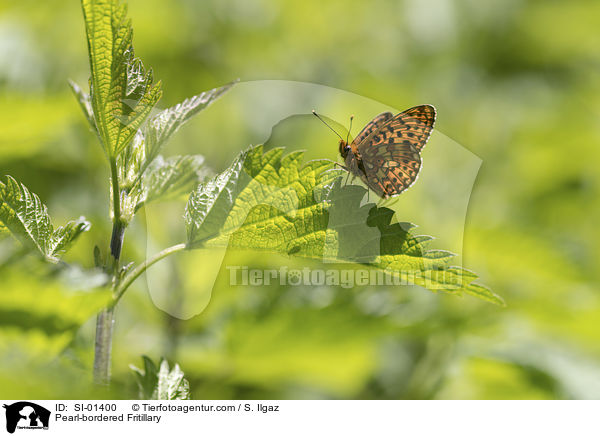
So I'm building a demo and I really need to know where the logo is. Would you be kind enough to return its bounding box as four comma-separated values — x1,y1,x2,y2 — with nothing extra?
2,402,50,434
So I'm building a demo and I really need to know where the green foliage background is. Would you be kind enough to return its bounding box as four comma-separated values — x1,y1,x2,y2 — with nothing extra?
1,0,599,399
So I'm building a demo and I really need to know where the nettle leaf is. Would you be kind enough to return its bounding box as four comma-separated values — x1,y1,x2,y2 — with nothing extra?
74,3,235,220
68,79,96,134
184,149,250,245
52,219,92,257
115,131,146,223
156,360,190,400
113,82,236,222
130,356,191,400
0,267,111,363
116,152,210,223
144,81,237,163
139,155,210,208
0,176,90,262
184,146,503,305
130,355,158,400
81,0,162,158
116,83,235,185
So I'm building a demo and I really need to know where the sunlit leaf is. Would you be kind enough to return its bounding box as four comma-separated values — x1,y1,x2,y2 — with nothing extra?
114,81,236,223
130,356,191,400
68,79,96,134
130,355,158,400
116,82,236,190
0,176,90,262
184,149,249,245
0,268,111,362
156,359,190,400
138,155,210,208
81,0,162,157
184,146,502,304
144,81,237,163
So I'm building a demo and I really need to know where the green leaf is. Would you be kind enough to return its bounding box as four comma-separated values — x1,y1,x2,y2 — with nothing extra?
70,79,214,210
184,149,250,246
51,219,92,258
0,267,112,363
68,79,96,133
116,82,236,186
117,152,209,223
143,81,237,164
81,0,162,157
114,81,236,222
138,155,210,209
0,176,90,262
156,359,191,400
130,355,159,400
115,132,146,223
130,356,191,400
184,146,503,304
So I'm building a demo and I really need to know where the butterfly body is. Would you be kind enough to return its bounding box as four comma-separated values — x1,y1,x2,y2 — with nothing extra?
339,105,436,198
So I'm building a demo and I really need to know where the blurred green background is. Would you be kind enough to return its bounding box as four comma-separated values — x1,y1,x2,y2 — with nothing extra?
1,0,599,399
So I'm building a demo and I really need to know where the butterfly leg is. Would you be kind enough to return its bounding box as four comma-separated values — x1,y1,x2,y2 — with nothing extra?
319,158,348,171
344,172,351,185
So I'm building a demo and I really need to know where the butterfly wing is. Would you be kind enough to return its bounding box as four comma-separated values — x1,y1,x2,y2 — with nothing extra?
391,104,436,152
349,112,393,151
355,105,436,198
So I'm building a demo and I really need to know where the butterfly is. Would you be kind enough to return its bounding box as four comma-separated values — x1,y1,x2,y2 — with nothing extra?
313,105,436,198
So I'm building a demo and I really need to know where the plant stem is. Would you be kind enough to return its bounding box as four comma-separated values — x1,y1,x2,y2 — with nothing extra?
109,157,122,234
93,157,125,385
110,220,125,264
93,306,115,385
112,243,187,305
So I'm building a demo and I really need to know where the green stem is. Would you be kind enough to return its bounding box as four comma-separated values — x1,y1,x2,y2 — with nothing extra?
93,306,115,385
112,243,187,305
109,157,121,228
94,157,125,385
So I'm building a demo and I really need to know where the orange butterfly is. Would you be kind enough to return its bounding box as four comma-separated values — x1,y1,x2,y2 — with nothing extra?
314,105,436,198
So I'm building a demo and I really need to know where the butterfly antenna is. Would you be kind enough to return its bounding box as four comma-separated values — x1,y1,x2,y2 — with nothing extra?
312,110,343,141
346,115,354,144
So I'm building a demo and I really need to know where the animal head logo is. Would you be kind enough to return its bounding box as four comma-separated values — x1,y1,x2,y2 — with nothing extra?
3,402,50,434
